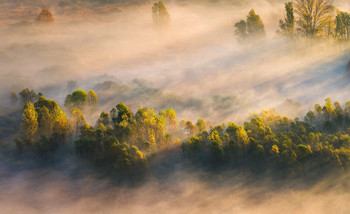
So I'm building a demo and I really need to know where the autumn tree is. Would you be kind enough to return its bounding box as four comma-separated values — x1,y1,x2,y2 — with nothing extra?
21,102,38,144
294,0,335,38
134,107,166,150
159,108,177,131
234,9,265,42
196,119,207,133
36,9,54,23
87,90,98,112
247,9,266,38
71,108,87,139
185,121,195,136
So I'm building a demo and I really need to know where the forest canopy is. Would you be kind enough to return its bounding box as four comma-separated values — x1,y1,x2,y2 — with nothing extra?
11,88,350,178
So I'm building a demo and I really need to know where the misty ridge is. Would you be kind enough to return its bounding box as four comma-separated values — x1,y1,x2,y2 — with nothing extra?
2,0,350,213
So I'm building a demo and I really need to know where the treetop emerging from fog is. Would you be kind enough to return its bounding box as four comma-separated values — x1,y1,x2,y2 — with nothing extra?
152,1,170,26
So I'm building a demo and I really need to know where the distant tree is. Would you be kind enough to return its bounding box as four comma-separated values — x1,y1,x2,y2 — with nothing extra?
335,11,350,41
10,91,18,106
36,9,54,23
87,90,98,107
64,89,87,111
21,102,38,143
152,1,170,26
246,9,266,38
234,20,248,42
234,9,265,42
278,2,295,37
98,111,110,126
294,0,334,38
19,88,37,105
196,119,207,133
159,108,177,131
185,121,195,136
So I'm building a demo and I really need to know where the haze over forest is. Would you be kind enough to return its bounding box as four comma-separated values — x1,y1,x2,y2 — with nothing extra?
1,0,350,213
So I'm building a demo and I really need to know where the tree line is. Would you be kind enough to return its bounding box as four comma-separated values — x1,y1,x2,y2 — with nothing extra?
235,0,350,42
12,88,350,176
151,0,350,42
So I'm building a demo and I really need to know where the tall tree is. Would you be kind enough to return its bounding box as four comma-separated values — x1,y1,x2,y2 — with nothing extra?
87,90,98,107
294,0,334,38
234,20,248,42
159,108,177,131
71,108,87,139
21,102,38,143
234,9,265,42
246,9,266,38
278,2,295,37
335,11,350,41
19,88,37,105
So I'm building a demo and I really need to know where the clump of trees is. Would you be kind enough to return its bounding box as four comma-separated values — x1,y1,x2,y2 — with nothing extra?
234,0,350,42
19,94,70,155
234,9,265,43
152,1,170,27
335,11,350,41
183,98,350,174
74,102,180,174
64,89,98,113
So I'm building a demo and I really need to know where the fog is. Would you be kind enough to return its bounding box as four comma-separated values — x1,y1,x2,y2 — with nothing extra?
1,0,350,123
1,157,350,214
1,0,350,213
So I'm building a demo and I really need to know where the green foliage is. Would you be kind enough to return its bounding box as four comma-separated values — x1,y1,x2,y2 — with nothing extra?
246,9,266,38
21,102,38,144
181,99,350,174
234,20,248,42
115,102,133,124
87,90,98,111
16,94,350,177
159,108,177,131
196,119,207,133
335,11,350,41
234,9,265,42
278,2,295,37
64,89,87,111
